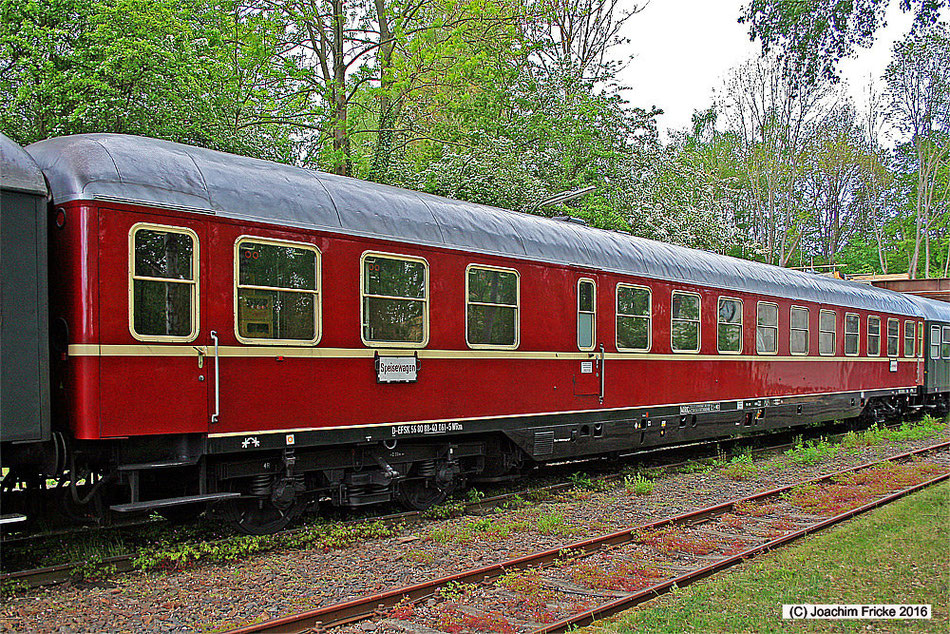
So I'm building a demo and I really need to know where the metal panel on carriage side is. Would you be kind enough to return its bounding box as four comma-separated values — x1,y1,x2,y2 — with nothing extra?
1,133,51,443
903,295,950,394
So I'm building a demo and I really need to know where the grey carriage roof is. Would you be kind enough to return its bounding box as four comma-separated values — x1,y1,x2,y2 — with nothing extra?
903,293,950,322
1,133,47,196
26,133,924,316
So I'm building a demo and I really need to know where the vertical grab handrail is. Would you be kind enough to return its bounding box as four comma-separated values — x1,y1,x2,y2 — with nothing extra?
210,331,220,424
599,343,605,404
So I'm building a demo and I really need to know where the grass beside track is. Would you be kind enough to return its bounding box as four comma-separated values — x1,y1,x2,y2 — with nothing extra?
590,481,950,634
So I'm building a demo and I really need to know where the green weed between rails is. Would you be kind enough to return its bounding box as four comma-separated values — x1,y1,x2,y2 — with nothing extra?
623,473,655,495
421,500,466,520
535,510,568,535
841,414,947,450
427,517,529,544
721,452,760,480
785,437,838,465
568,471,610,492
132,520,395,573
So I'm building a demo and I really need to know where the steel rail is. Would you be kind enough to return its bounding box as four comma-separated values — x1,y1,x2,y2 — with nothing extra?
222,440,950,634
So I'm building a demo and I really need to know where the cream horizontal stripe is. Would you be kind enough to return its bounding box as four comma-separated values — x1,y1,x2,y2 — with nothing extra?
67,343,922,364
207,385,920,438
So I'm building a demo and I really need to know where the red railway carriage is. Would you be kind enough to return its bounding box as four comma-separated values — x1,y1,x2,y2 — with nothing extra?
4,132,947,533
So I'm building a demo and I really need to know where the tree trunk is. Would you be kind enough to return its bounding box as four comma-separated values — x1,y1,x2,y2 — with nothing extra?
331,0,351,176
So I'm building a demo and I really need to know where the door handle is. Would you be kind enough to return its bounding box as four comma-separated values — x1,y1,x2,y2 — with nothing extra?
210,331,220,424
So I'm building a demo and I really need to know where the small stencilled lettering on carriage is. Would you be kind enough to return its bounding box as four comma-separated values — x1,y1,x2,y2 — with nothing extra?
286,434,295,446
679,402,721,415
772,398,784,406
241,436,260,449
736,401,744,410
391,422,464,436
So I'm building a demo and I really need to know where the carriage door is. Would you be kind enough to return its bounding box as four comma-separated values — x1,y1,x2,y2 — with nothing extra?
99,215,209,437
574,278,601,398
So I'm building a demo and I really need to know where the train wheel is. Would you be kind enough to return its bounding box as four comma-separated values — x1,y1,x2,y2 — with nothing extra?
397,478,451,511
222,497,304,535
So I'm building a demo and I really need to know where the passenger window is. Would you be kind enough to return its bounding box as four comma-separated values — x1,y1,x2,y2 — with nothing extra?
671,291,701,352
918,322,925,357
790,306,809,355
362,253,428,346
757,302,778,354
904,320,915,358
844,313,859,356
235,239,319,343
931,325,940,359
577,279,596,351
868,316,881,356
466,265,519,348
130,224,198,341
887,318,900,357
819,310,836,356
617,284,651,351
717,297,742,353
943,326,950,359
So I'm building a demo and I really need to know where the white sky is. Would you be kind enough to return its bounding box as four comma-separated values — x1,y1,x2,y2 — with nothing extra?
615,0,922,139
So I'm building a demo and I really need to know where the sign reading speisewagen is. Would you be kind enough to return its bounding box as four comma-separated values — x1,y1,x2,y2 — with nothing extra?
376,355,419,383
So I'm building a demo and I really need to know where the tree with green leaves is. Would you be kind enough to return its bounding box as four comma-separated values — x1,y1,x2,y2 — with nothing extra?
885,21,950,278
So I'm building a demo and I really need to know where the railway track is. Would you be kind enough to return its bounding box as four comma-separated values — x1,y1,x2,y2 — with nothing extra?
222,440,950,634
0,420,928,591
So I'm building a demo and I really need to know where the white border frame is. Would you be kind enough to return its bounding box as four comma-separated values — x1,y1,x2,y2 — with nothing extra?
886,317,900,358
717,296,743,354
464,263,520,350
903,319,915,359
844,312,860,357
577,277,597,352
616,283,652,353
360,250,430,348
128,222,200,343
818,309,837,356
868,315,882,357
756,301,779,356
233,235,321,346
670,290,701,354
789,305,809,356
931,324,941,359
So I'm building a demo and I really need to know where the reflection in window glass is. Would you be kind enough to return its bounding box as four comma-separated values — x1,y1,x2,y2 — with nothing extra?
363,255,427,344
757,303,778,354
467,267,518,347
904,320,915,358
718,298,742,353
132,227,196,339
942,326,950,359
931,325,940,359
887,318,899,357
868,316,881,356
237,241,318,342
617,285,651,351
672,292,700,352
790,306,809,355
844,313,859,356
577,280,595,350
819,310,836,355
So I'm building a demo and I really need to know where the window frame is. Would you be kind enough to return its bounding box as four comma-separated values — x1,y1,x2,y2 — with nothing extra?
818,309,837,357
868,316,882,357
717,296,743,354
576,278,597,352
886,317,900,358
789,305,809,356
903,319,915,359
942,325,950,359
232,236,321,346
616,283,652,353
360,250,430,348
128,222,200,343
918,322,925,357
930,325,940,359
464,263,520,350
756,301,779,356
670,290,702,354
844,312,860,357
